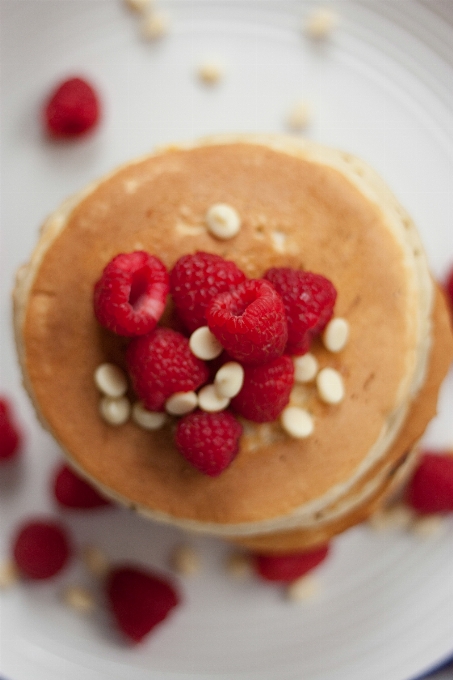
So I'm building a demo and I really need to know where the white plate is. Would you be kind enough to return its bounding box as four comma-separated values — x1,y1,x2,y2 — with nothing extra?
1,1,453,679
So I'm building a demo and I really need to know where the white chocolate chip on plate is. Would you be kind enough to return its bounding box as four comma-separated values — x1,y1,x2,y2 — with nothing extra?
323,318,350,353
170,544,201,575
316,368,345,404
411,514,446,538
94,363,128,398
287,100,312,131
205,203,241,240
304,7,338,39
99,396,131,425
197,60,224,84
132,401,167,429
81,545,110,578
124,0,151,12
198,384,230,412
189,326,223,360
286,575,320,602
0,559,20,589
293,353,319,383
225,552,253,579
141,11,169,40
214,362,244,398
62,585,96,614
281,406,314,438
166,391,198,416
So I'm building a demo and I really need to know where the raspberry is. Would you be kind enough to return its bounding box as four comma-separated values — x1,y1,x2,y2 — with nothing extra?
264,268,337,355
44,76,100,137
12,519,71,580
230,355,294,422
253,545,330,582
106,565,180,643
0,397,22,461
53,464,111,509
406,451,453,514
175,410,243,476
170,252,247,332
126,328,209,411
206,279,288,365
445,267,453,312
94,251,169,337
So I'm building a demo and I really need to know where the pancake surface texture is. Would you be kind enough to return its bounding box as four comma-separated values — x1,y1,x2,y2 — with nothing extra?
14,136,452,542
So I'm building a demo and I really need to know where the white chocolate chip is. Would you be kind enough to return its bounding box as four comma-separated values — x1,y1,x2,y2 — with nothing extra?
316,368,344,404
214,362,244,398
281,406,314,438
94,363,128,398
141,11,169,39
411,514,446,538
197,60,224,84
170,544,201,575
323,318,350,353
81,545,110,578
205,203,241,240
225,552,253,579
125,0,151,12
62,585,95,614
286,575,320,602
165,391,198,416
368,504,415,532
293,353,319,383
198,384,230,413
189,326,224,360
132,401,167,429
0,559,20,589
305,7,338,39
287,100,312,131
99,396,131,425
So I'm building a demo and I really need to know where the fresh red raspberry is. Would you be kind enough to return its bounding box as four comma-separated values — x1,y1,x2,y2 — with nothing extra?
253,545,330,582
445,267,453,312
0,397,22,461
406,451,453,514
206,279,288,365
126,328,209,411
44,76,100,137
230,355,294,422
12,519,71,580
53,464,111,509
106,565,180,643
94,251,169,337
170,252,247,332
264,268,337,355
175,410,243,476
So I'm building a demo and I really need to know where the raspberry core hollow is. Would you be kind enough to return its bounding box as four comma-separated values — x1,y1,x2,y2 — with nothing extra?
13,135,453,553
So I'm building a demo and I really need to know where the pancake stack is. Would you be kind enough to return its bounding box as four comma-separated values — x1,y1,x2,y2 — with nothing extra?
13,136,453,552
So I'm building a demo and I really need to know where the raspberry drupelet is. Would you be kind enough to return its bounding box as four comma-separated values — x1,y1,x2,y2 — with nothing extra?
44,76,100,137
106,565,180,643
0,397,22,461
253,545,330,582
126,328,209,412
175,410,243,476
94,251,169,337
170,251,247,332
207,278,288,365
231,355,295,422
12,519,72,580
264,268,337,355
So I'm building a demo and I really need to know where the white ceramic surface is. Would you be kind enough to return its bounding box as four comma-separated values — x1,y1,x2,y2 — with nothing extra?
1,1,453,679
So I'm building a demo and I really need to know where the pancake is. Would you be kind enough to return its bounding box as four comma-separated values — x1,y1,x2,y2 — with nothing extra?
13,135,453,543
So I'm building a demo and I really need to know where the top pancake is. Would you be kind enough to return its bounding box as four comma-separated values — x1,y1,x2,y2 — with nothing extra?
14,136,435,533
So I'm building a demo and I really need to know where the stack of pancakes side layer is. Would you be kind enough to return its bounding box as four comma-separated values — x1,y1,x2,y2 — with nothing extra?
14,136,453,553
